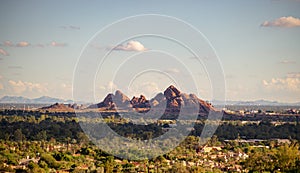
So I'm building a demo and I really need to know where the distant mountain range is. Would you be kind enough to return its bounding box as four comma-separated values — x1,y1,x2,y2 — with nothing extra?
1,94,299,106
212,100,300,106
0,96,73,104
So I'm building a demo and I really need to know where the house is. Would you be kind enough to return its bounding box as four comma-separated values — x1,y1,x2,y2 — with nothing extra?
202,146,222,153
18,157,40,166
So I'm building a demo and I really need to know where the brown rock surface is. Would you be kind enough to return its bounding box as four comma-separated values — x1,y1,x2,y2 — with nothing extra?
131,95,150,108
88,85,216,117
163,85,181,100
40,103,75,112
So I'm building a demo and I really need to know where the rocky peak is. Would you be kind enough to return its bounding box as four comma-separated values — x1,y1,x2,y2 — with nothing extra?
164,85,181,100
90,90,131,109
131,95,150,108
100,93,114,108
50,103,70,109
114,90,130,102
88,85,216,117
112,90,131,109
139,95,147,101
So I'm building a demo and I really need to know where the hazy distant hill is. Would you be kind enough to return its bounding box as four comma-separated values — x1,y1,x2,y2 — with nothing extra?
212,99,300,106
0,96,73,104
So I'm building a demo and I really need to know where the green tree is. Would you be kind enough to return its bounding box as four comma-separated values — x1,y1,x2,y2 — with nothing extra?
169,162,189,173
104,156,114,173
40,153,60,169
38,160,48,169
14,129,25,142
77,132,89,146
28,160,44,173
275,143,300,172
243,148,276,172
36,130,47,141
243,143,300,172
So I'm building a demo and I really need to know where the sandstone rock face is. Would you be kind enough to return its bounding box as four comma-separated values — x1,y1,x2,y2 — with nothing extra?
88,85,216,118
156,86,215,116
161,85,183,113
115,90,130,103
150,93,166,107
163,85,181,100
150,100,159,107
89,90,131,110
99,93,114,108
40,103,76,112
113,90,131,108
131,95,150,108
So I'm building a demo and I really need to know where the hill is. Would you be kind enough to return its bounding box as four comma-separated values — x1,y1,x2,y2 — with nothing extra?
0,96,73,104
88,85,216,117
39,103,83,112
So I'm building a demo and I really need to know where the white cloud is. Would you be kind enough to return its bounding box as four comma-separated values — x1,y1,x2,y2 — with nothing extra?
96,81,119,101
261,16,300,28
8,80,28,94
51,83,72,99
128,82,160,99
1,40,69,48
113,40,148,52
0,48,9,56
3,41,13,47
16,41,30,47
287,72,300,78
99,81,118,91
279,60,296,64
8,80,48,94
51,41,67,47
262,75,300,91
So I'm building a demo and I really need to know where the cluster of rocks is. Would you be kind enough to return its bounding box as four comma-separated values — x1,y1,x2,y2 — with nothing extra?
88,85,215,116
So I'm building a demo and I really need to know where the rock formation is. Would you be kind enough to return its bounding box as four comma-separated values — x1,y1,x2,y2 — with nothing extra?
88,85,216,118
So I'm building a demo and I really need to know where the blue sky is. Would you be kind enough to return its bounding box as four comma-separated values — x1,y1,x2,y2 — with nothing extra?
0,0,300,103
